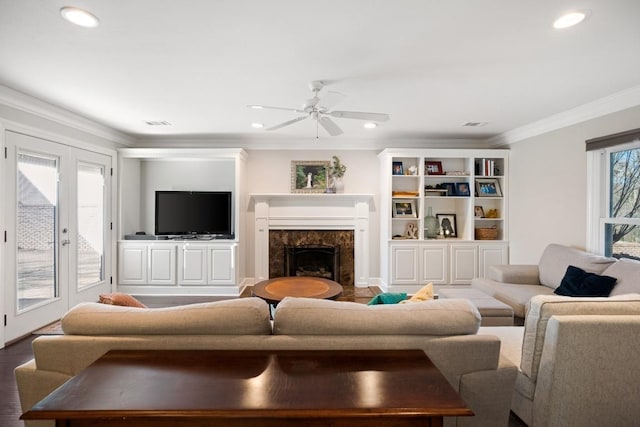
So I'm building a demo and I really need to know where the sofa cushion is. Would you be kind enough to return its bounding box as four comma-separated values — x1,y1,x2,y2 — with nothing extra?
605,258,640,296
273,297,481,336
471,278,555,318
61,297,272,335
553,265,617,297
520,293,640,381
538,244,616,289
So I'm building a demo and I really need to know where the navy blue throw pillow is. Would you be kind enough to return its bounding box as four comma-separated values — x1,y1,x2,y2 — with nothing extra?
554,265,617,297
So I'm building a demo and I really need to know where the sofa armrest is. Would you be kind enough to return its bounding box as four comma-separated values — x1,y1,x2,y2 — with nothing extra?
488,264,540,285
14,359,71,419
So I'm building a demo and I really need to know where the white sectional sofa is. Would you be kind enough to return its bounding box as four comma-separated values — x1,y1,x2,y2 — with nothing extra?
481,293,640,426
471,243,640,318
470,243,640,425
15,297,517,427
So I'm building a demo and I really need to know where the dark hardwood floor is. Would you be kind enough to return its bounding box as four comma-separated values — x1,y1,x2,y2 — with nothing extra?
1,335,35,427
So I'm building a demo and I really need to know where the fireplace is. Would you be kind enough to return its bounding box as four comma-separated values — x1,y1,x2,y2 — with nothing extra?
285,244,340,281
251,193,372,287
269,230,354,287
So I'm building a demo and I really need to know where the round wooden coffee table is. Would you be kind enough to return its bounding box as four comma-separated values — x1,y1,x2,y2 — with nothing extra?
252,276,343,305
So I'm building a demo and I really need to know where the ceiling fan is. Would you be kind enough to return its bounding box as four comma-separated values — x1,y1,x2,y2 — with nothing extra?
248,80,390,137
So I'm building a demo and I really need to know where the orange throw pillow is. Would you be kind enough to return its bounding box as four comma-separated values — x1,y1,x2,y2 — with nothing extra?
99,292,147,308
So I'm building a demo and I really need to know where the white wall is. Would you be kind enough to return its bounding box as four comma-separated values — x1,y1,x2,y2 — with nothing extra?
244,149,381,278
139,160,235,235
508,105,640,263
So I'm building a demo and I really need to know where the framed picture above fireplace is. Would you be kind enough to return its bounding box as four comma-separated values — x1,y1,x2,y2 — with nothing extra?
291,161,330,193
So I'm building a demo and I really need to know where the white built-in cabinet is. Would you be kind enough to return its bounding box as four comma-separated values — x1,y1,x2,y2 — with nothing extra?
118,241,237,289
379,149,509,292
117,148,246,296
119,243,177,285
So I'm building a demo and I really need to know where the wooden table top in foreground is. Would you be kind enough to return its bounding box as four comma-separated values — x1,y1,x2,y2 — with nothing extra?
252,276,343,303
23,349,472,427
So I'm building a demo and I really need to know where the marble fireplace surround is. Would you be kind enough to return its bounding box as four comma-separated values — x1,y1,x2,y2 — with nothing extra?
251,193,373,287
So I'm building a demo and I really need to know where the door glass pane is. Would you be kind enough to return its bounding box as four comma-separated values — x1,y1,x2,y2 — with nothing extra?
77,163,105,289
17,153,58,311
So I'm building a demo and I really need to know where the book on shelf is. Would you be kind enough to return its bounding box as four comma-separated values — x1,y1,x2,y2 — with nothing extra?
476,159,497,176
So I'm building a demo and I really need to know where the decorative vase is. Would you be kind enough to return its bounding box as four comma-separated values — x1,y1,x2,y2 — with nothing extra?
333,177,344,193
424,207,440,239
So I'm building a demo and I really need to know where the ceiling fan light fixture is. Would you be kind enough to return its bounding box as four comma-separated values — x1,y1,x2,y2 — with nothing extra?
364,122,377,129
553,10,590,29
60,7,100,28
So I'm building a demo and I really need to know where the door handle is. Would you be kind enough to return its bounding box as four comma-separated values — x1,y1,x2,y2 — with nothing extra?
61,239,71,246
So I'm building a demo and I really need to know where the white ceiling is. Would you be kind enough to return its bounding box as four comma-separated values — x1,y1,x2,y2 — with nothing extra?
1,0,640,145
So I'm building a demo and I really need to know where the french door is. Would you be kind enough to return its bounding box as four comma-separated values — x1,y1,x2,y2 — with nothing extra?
4,131,112,342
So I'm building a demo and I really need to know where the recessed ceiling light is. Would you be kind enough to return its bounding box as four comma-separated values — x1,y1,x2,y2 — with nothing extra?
248,105,264,109
144,120,171,126
553,10,590,29
364,122,377,129
60,7,100,28
251,123,264,129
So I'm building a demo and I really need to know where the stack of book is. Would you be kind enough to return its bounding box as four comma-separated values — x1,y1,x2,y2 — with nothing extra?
477,159,497,176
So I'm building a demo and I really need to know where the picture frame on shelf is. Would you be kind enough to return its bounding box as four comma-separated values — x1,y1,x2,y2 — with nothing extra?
442,182,457,196
474,206,485,217
425,161,444,175
436,213,457,238
392,161,404,175
291,161,329,193
392,200,417,218
475,178,502,197
455,182,470,197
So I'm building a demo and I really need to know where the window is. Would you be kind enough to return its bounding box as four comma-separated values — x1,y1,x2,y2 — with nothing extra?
587,129,640,259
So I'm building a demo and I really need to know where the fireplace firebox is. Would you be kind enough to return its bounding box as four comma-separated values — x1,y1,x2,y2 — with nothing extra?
285,245,340,281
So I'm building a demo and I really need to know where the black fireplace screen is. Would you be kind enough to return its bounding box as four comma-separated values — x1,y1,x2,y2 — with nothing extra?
284,245,340,282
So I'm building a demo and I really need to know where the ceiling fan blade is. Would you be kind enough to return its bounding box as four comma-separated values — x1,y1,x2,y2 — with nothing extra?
247,105,304,113
266,115,308,131
317,91,346,110
318,116,344,136
328,110,390,122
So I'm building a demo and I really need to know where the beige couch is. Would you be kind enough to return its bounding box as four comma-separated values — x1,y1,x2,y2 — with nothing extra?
471,243,640,318
480,293,640,426
16,297,517,427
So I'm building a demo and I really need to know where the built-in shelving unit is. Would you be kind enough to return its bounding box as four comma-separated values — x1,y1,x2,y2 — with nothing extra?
379,149,509,292
116,148,247,296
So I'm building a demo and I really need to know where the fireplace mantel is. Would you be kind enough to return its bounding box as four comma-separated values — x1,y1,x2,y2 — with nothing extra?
250,193,374,286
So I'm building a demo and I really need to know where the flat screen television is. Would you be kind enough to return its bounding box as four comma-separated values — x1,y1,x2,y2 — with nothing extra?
155,191,232,236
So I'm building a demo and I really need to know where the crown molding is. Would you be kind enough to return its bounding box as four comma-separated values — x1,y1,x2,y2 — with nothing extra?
487,85,640,147
0,84,135,146
133,136,487,150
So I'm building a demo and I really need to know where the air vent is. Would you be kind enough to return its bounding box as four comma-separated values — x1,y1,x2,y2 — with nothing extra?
144,120,172,126
462,122,488,127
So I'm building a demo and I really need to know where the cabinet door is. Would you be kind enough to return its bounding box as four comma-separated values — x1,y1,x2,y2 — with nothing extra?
148,245,176,285
478,244,509,278
178,245,208,285
118,244,148,285
390,245,419,284
450,244,478,285
208,245,236,284
420,244,448,285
